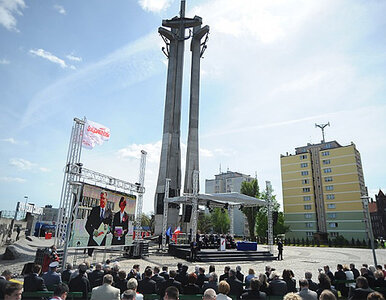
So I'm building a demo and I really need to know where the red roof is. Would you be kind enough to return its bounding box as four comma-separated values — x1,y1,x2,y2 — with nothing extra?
369,202,378,213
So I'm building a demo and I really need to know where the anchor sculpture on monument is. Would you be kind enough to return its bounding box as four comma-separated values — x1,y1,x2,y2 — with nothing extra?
154,0,209,236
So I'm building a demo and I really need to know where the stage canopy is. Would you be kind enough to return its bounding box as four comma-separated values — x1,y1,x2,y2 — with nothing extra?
167,192,266,207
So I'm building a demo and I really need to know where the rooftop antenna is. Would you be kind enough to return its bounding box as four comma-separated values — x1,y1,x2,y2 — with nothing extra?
219,163,222,174
315,122,330,143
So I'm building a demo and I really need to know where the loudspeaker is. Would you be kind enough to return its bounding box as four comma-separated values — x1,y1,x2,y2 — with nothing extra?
183,205,192,222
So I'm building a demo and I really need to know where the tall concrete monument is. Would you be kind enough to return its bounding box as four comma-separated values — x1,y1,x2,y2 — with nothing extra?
154,0,209,234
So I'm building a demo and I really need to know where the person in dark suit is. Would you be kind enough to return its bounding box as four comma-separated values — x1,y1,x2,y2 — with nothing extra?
334,264,347,296
304,272,318,292
61,263,74,283
113,270,128,294
151,266,166,291
158,270,182,297
183,273,200,295
241,277,267,299
160,266,170,280
268,271,287,297
350,263,360,279
111,197,130,245
220,266,230,282
236,266,244,283
226,269,244,299
175,265,189,287
137,268,157,295
201,272,218,294
69,264,91,299
0,270,12,299
85,191,112,256
23,264,47,292
348,276,374,300
196,267,207,288
88,263,104,288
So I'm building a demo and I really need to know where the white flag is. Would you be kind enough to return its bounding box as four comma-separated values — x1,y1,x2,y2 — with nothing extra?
82,119,110,149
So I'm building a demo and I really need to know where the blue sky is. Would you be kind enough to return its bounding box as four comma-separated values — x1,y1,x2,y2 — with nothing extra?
1,0,385,214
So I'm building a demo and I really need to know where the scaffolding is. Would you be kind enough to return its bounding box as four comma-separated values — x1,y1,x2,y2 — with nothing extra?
56,117,146,267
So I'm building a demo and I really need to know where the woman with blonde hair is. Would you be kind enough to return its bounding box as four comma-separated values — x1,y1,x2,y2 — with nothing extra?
258,273,270,295
283,292,302,300
217,280,232,300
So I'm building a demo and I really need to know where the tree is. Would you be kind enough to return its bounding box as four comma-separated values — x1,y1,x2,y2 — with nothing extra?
240,179,260,241
198,212,212,234
210,208,230,234
253,186,289,240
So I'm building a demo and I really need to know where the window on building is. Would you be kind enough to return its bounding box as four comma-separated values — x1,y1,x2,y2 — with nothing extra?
328,213,337,219
302,179,310,184
326,185,334,191
326,194,335,200
329,222,338,228
322,151,330,156
325,177,333,182
303,196,311,201
301,163,308,168
305,222,313,228
327,203,336,209
304,205,312,210
325,143,332,149
323,159,331,165
324,168,332,173
304,213,312,219
306,232,314,237
300,155,308,160
301,171,309,176
330,232,338,237
303,188,311,192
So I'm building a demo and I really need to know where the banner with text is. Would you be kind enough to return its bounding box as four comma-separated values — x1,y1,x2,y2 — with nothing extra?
82,119,110,149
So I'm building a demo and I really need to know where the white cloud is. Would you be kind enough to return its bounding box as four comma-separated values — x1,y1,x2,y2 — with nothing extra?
138,0,173,13
117,141,162,164
9,158,50,172
21,32,160,128
0,137,27,145
0,58,10,64
1,137,16,144
0,0,26,31
0,176,26,183
66,54,82,62
53,4,66,15
9,158,34,170
29,48,75,69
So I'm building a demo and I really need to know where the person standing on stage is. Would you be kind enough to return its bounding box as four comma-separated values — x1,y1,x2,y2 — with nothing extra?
278,240,283,260
111,197,129,245
85,191,112,256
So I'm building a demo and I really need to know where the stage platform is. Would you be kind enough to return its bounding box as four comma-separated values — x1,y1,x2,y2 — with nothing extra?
168,244,275,262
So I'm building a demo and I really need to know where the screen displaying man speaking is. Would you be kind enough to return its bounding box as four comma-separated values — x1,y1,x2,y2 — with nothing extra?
69,184,136,250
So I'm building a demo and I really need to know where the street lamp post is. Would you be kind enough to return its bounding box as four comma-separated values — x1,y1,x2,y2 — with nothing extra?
361,195,377,266
24,196,28,219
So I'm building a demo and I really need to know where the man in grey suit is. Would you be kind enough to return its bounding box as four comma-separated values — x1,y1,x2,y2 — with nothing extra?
298,279,317,300
90,274,120,300
42,261,62,288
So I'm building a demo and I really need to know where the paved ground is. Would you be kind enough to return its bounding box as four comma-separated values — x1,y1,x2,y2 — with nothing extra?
1,239,385,283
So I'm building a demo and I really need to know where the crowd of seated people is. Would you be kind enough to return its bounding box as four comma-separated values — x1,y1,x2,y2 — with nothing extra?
195,234,236,250
2,260,386,299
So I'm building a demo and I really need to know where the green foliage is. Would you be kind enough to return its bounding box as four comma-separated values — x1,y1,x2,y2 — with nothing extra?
197,213,212,234
240,179,260,241
274,212,290,236
210,208,230,234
